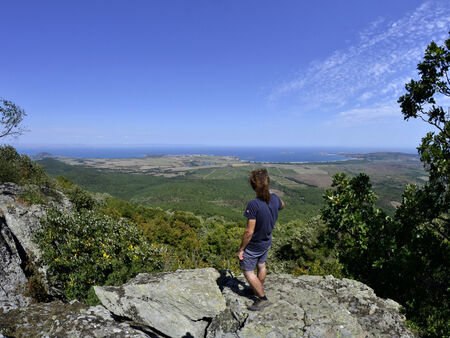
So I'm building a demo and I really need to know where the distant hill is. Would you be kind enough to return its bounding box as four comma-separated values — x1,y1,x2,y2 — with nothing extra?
339,152,419,162
31,152,57,160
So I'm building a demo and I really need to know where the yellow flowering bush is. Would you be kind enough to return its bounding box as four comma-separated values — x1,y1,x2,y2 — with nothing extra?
36,208,165,303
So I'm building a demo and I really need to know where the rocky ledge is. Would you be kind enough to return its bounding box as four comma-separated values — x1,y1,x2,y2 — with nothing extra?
93,268,415,338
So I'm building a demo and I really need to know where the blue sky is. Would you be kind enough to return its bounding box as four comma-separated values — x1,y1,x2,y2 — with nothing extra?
1,0,449,149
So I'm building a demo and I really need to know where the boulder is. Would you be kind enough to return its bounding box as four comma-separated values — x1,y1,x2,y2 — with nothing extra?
94,269,415,338
0,216,31,312
0,182,73,311
94,268,227,338
0,301,149,337
0,183,72,264
210,271,415,338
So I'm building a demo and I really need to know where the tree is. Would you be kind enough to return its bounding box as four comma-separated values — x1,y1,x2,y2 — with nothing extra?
398,35,449,223
0,99,27,139
321,34,450,337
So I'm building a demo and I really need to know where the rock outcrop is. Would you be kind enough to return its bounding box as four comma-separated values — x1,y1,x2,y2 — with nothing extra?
0,214,31,312
0,300,149,337
0,183,72,264
0,183,72,311
211,271,414,337
94,268,226,337
94,269,414,338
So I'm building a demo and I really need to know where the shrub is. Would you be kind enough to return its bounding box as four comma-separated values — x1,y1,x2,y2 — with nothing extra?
65,186,98,211
269,217,343,277
18,185,48,206
0,145,50,186
36,209,165,302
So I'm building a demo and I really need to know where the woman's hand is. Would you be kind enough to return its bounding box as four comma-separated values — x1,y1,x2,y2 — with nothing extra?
237,249,244,260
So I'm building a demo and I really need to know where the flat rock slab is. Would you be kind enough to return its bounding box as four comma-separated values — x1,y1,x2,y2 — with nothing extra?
0,301,148,337
210,272,415,338
95,268,226,338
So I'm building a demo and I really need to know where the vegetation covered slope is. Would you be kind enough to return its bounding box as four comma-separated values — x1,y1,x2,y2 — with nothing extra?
38,154,425,224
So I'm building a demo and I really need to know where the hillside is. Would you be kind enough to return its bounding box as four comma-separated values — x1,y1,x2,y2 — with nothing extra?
38,153,426,222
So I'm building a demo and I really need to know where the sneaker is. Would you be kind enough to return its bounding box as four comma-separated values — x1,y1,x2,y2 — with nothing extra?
247,298,271,311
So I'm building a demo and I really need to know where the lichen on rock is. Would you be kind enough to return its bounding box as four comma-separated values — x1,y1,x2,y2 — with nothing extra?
95,268,227,338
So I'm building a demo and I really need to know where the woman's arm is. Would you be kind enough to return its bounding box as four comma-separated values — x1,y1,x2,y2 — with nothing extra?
237,219,256,260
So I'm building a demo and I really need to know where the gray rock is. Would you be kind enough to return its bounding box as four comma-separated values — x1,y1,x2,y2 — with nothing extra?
95,268,227,338
213,272,415,338
0,183,72,264
0,216,31,312
0,182,73,311
0,301,150,337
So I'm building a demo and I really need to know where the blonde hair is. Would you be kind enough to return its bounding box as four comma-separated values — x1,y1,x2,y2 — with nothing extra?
249,168,271,203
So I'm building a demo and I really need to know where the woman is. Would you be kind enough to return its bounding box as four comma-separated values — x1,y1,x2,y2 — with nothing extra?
237,168,285,311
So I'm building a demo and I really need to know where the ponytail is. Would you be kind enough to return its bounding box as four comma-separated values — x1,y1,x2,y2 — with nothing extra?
249,168,271,203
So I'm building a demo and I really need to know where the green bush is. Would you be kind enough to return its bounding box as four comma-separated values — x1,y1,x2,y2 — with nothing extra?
18,185,48,206
202,222,242,273
65,186,98,211
321,173,449,337
36,209,165,303
269,217,343,277
0,145,50,186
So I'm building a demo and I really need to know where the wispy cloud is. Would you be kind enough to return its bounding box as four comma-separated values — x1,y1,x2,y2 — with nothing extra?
325,104,399,127
268,0,450,126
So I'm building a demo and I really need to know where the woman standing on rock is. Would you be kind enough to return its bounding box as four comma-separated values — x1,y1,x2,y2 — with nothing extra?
237,168,285,311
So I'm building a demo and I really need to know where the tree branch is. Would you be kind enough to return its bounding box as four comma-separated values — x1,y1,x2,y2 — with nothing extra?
429,219,450,241
417,112,450,139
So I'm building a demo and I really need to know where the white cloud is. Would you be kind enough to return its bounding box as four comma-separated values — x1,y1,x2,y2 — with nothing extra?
269,0,450,124
326,104,400,126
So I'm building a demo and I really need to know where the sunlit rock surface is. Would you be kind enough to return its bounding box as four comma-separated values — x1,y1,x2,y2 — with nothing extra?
95,268,227,338
95,269,414,338
210,271,414,338
0,301,148,337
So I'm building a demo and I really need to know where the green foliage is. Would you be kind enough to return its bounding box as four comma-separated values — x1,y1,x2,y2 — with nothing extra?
98,197,244,272
35,209,165,302
55,175,75,189
320,35,450,337
18,185,48,206
54,176,99,211
39,158,327,223
269,217,343,277
321,173,396,281
398,33,449,213
65,186,98,211
0,99,27,139
202,222,242,273
322,173,449,337
22,252,52,303
0,145,50,186
397,34,450,337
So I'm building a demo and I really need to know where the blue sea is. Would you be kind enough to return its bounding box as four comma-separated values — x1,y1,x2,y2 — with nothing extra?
14,145,417,163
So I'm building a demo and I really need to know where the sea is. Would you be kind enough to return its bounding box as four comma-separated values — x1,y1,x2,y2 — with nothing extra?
14,145,417,163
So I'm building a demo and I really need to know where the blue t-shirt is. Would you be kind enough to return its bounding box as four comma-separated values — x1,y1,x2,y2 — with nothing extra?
243,193,282,252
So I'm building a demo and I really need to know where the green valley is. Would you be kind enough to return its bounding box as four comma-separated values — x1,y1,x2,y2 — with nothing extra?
38,152,425,223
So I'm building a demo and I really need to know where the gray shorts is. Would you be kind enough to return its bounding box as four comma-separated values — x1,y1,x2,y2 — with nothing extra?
240,247,269,271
